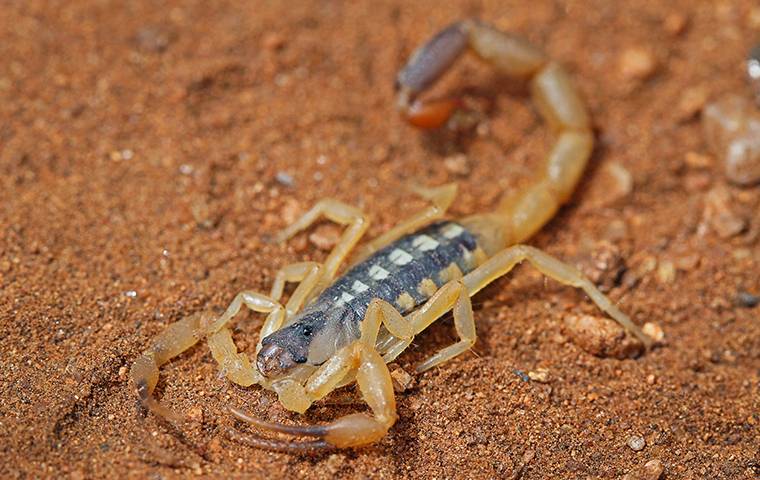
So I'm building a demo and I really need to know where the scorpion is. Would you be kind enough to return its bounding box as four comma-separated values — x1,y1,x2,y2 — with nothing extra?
131,19,653,451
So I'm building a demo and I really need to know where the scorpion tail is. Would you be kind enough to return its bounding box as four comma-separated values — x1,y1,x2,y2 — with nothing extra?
395,19,593,253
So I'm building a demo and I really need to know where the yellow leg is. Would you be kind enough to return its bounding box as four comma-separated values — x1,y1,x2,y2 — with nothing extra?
276,199,369,302
268,261,322,321
409,280,476,372
352,183,457,263
462,245,653,347
130,311,212,421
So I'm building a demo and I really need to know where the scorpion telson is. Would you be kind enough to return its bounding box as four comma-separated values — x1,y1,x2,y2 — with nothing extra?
131,19,653,451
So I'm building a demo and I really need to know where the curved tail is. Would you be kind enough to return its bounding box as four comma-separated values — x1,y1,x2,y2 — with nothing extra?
395,20,594,254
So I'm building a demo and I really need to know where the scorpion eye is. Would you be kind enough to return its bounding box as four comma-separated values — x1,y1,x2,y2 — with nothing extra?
301,325,313,337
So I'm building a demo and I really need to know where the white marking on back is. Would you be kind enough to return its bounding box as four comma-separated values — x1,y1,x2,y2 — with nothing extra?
337,291,355,305
412,234,439,252
389,248,413,266
369,264,389,280
352,280,369,293
441,223,464,239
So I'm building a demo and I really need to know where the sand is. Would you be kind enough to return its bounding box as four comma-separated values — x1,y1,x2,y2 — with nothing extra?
2,1,759,478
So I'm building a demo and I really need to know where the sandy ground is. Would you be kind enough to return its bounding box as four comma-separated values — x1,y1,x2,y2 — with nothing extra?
2,1,759,478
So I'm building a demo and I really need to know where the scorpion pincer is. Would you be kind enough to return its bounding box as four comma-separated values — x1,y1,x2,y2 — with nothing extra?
130,19,653,451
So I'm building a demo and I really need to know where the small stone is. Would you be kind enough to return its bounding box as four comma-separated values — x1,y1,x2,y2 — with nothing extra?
308,224,341,251
735,290,760,308
135,26,172,53
262,32,285,51
577,241,627,293
642,322,665,344
664,12,688,35
646,374,656,385
325,453,344,475
590,162,633,207
703,94,760,185
118,366,128,380
390,366,415,393
623,459,665,480
187,406,203,422
275,171,294,187
444,154,471,176
280,198,301,225
677,85,709,120
628,434,646,451
703,185,747,238
619,47,658,81
527,368,550,383
656,260,676,284
674,253,700,270
563,314,644,359
684,151,714,169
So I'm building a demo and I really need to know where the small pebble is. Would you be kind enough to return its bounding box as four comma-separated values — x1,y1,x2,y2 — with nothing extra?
684,151,713,169
703,94,760,185
703,185,747,238
627,434,646,451
590,162,633,207
735,290,760,308
135,26,172,53
527,368,550,383
622,459,665,480
577,241,626,293
677,85,709,120
619,47,658,81
663,12,688,35
275,171,295,187
656,260,675,284
262,32,285,51
642,322,665,344
390,366,416,393
187,406,203,422
563,314,644,359
444,154,471,176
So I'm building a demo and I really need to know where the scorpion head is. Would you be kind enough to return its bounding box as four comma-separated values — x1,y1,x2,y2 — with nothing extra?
256,307,359,379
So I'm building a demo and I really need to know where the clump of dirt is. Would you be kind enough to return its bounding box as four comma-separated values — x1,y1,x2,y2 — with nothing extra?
2,1,759,478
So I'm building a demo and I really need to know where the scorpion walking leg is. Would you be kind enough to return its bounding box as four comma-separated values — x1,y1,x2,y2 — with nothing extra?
275,199,369,301
230,299,410,450
407,280,477,372
130,311,213,421
462,245,653,347
268,261,322,322
353,183,457,263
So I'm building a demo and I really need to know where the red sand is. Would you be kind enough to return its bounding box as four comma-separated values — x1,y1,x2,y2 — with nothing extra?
2,1,759,478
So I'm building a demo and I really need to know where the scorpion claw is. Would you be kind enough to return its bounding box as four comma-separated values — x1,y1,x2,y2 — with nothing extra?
229,406,328,438
227,428,333,453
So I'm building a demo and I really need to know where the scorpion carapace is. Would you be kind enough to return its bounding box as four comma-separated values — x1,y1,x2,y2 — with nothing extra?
130,19,652,451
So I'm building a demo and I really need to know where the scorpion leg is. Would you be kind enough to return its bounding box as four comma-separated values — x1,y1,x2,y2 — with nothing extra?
130,311,213,421
229,299,408,450
352,183,457,263
462,245,653,348
405,280,477,372
268,261,323,322
275,199,369,302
